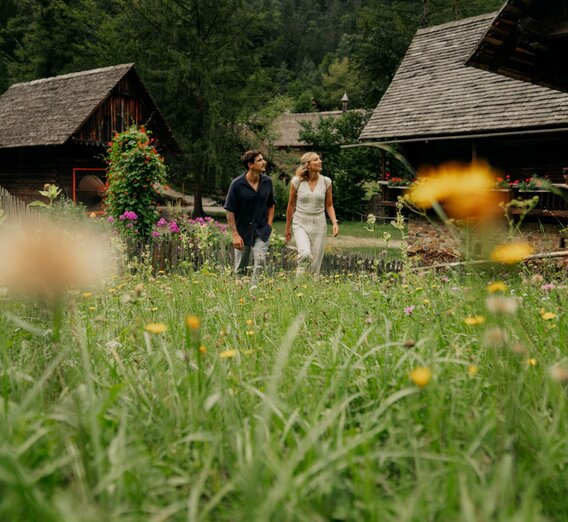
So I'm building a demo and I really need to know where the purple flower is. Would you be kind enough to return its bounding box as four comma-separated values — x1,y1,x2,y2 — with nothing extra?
541,283,556,291
126,223,134,229
404,305,415,316
440,276,449,283
107,216,115,223
169,221,180,233
152,231,161,237
120,211,138,221
157,218,168,227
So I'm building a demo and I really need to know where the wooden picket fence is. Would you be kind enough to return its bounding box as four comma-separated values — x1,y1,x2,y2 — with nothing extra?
0,186,35,224
126,238,403,276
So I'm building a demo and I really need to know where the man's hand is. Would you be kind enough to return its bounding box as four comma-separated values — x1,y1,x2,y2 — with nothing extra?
232,232,244,250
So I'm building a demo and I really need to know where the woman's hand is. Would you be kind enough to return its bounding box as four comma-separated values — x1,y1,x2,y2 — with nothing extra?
285,229,292,242
332,222,339,237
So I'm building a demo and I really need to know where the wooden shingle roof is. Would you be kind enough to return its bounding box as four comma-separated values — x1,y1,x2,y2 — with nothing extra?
359,13,568,143
0,64,179,151
271,111,348,148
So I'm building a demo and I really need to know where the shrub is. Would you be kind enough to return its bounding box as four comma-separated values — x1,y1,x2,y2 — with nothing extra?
104,126,167,239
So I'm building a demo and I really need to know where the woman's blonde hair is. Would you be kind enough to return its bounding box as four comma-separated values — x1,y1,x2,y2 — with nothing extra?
295,152,319,180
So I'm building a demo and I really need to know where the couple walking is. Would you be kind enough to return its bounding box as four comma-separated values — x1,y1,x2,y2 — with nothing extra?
224,150,339,285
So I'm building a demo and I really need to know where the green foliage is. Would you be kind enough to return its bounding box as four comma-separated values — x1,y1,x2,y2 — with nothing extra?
299,111,381,220
0,265,566,520
104,126,167,239
270,174,289,219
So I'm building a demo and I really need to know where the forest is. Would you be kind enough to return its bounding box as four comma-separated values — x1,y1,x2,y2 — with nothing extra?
0,0,503,207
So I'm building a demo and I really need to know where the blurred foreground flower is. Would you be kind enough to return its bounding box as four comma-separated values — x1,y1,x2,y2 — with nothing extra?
486,296,520,314
145,322,168,334
410,367,432,388
464,315,486,326
549,364,568,383
490,242,534,264
406,162,502,221
0,220,116,300
487,281,507,293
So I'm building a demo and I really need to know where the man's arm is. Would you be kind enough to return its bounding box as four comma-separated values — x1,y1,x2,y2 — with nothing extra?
226,210,244,250
267,204,275,227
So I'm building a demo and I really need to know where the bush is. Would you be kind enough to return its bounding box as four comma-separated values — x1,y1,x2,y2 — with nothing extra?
104,126,167,239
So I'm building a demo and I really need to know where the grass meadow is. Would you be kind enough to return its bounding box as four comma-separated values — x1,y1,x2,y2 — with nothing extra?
1,262,567,521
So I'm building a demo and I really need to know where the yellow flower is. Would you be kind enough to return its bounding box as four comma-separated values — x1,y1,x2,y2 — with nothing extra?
151,307,158,311
144,322,168,334
490,242,534,264
527,358,537,366
296,292,304,297
199,345,207,354
186,315,201,330
487,281,507,293
410,367,432,388
88,306,96,311
541,311,556,321
220,349,238,359
82,291,93,298
467,365,478,376
407,162,500,220
464,315,486,326
245,330,255,336
246,319,253,326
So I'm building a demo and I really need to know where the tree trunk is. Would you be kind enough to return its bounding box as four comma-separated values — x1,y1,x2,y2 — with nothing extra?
191,172,205,218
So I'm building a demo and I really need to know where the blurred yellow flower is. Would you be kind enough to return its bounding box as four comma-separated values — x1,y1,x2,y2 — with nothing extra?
464,315,486,326
487,281,507,293
527,358,537,366
296,292,304,297
186,315,201,330
145,322,168,334
490,242,534,264
220,349,238,359
541,311,556,321
407,162,501,220
82,291,93,298
410,367,432,388
246,319,253,326
467,365,478,377
199,345,207,354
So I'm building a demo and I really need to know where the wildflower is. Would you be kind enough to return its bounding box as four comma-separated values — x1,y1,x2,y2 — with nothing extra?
157,218,168,227
367,213,376,225
0,221,116,300
527,358,537,366
490,242,534,264
89,306,96,311
220,349,238,359
549,364,568,383
486,296,520,314
407,162,500,220
541,311,556,321
464,315,486,326
483,327,509,347
296,292,304,297
186,315,201,330
487,281,507,293
199,345,207,354
467,365,478,377
440,275,449,283
403,339,416,348
145,322,168,334
151,231,161,238
541,283,556,292
82,291,93,298
529,274,544,285
246,319,253,326
404,305,415,315
245,330,255,336
169,221,180,233
107,216,115,223
410,367,432,388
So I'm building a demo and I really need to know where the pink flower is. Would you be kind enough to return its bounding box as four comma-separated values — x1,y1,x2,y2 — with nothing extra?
169,221,180,233
157,218,168,227
404,305,415,315
541,283,556,291
107,216,115,223
152,231,161,237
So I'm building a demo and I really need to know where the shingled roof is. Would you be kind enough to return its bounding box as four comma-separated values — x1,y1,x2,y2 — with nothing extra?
0,64,178,150
271,111,349,148
359,13,568,143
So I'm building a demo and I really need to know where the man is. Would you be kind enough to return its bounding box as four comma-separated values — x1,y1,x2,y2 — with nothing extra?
224,150,275,286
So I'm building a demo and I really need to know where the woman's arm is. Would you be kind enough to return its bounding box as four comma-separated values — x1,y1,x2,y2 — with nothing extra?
325,185,339,237
285,183,297,242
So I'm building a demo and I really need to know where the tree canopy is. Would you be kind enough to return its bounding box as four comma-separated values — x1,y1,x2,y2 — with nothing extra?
0,0,503,213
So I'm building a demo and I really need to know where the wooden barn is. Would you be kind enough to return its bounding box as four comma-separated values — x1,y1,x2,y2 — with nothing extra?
359,12,568,219
0,63,179,210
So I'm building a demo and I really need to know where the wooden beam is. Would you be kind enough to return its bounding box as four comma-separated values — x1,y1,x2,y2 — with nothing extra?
518,17,568,40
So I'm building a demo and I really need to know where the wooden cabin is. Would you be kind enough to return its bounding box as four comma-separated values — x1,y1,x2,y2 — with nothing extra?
465,0,568,93
0,64,179,210
359,13,568,218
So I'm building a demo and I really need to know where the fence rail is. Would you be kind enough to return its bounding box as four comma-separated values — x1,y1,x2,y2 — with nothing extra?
126,238,403,276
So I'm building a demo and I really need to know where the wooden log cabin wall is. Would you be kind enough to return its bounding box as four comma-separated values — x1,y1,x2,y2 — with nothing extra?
0,64,179,210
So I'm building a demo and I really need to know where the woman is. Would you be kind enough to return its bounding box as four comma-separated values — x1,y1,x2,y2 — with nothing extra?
285,152,339,276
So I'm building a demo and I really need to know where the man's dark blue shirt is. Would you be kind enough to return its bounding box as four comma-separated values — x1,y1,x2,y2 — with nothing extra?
224,173,275,246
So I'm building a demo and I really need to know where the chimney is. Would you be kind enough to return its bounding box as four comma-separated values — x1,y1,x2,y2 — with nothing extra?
341,92,349,113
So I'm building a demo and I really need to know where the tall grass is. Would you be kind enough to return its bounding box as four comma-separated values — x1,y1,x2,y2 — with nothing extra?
0,265,566,521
